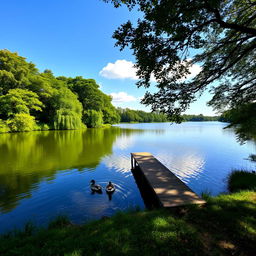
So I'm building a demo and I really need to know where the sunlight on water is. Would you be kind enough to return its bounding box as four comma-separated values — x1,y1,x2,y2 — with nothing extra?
156,152,205,181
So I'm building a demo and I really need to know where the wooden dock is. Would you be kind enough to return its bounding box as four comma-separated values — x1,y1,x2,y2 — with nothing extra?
131,152,206,207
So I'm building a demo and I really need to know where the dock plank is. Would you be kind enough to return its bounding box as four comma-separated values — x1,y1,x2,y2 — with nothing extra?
131,152,206,207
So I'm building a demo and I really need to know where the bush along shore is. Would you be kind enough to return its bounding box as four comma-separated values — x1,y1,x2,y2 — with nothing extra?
0,171,255,256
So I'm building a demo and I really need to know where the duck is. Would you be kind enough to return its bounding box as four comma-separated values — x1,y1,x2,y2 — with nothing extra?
90,179,102,192
106,181,115,193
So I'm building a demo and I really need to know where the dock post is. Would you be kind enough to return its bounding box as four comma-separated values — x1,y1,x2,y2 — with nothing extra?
131,154,134,170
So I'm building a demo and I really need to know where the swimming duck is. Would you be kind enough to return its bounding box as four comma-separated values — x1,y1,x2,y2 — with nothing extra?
106,181,115,193
90,180,102,192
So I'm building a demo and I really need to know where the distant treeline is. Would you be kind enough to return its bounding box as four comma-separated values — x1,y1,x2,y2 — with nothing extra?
116,109,225,123
182,114,225,122
117,108,169,123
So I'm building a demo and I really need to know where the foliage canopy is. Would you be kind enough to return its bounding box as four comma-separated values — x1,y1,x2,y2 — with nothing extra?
104,0,256,122
59,76,120,124
0,88,43,118
222,102,256,142
0,50,119,131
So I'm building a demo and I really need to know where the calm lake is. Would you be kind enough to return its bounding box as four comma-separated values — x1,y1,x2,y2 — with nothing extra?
0,122,255,233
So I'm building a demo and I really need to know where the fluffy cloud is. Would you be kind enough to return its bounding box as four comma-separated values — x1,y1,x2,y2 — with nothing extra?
110,92,137,103
181,61,202,81
100,59,201,82
99,60,138,80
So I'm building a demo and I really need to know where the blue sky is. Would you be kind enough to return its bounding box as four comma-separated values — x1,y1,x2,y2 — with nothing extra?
0,0,217,115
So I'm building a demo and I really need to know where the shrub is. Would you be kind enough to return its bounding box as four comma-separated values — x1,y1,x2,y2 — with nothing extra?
0,119,10,133
33,122,50,131
7,113,36,132
39,123,50,131
83,110,103,128
54,109,84,130
228,170,256,192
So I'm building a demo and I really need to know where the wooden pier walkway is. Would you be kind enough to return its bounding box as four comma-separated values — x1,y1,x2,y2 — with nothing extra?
131,152,206,207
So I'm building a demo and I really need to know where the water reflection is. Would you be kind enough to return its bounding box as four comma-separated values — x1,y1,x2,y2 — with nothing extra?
0,128,122,212
0,122,255,233
103,154,132,175
156,152,205,181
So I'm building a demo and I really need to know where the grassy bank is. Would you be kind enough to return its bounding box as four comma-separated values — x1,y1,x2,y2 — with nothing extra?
0,190,255,256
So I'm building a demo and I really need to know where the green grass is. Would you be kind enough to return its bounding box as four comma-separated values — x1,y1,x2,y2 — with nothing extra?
228,170,256,192
0,191,255,256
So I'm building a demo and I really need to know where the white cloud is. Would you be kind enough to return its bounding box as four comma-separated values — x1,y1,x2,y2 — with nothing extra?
110,92,137,103
181,61,202,81
100,59,201,82
99,60,138,80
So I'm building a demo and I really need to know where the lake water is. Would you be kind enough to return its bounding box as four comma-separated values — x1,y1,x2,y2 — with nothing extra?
0,122,255,233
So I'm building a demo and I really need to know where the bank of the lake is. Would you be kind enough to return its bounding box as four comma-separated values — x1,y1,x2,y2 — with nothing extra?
0,190,255,256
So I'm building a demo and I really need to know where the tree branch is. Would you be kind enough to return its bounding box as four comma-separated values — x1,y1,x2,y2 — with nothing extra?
211,8,256,36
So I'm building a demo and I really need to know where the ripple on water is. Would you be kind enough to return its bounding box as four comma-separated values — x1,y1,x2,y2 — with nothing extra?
102,153,132,175
56,181,139,225
156,152,206,183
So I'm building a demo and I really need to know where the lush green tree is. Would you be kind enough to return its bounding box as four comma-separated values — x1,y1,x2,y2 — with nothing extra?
0,50,119,132
50,87,84,130
0,70,17,95
221,103,256,141
104,0,256,122
0,119,10,133
27,73,78,126
53,109,83,130
101,94,121,124
102,106,120,124
0,88,43,119
64,77,104,111
83,109,103,128
7,113,36,132
60,76,120,124
0,50,38,95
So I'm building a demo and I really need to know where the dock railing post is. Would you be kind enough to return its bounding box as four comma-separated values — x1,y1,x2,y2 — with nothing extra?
131,154,134,170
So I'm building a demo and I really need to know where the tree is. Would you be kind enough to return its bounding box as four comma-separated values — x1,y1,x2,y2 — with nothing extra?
0,88,43,119
7,113,36,132
104,0,256,121
221,103,256,142
53,109,83,130
83,110,103,128
0,50,120,131
101,94,120,124
65,77,104,111
0,49,38,95
50,87,84,130
60,76,120,124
